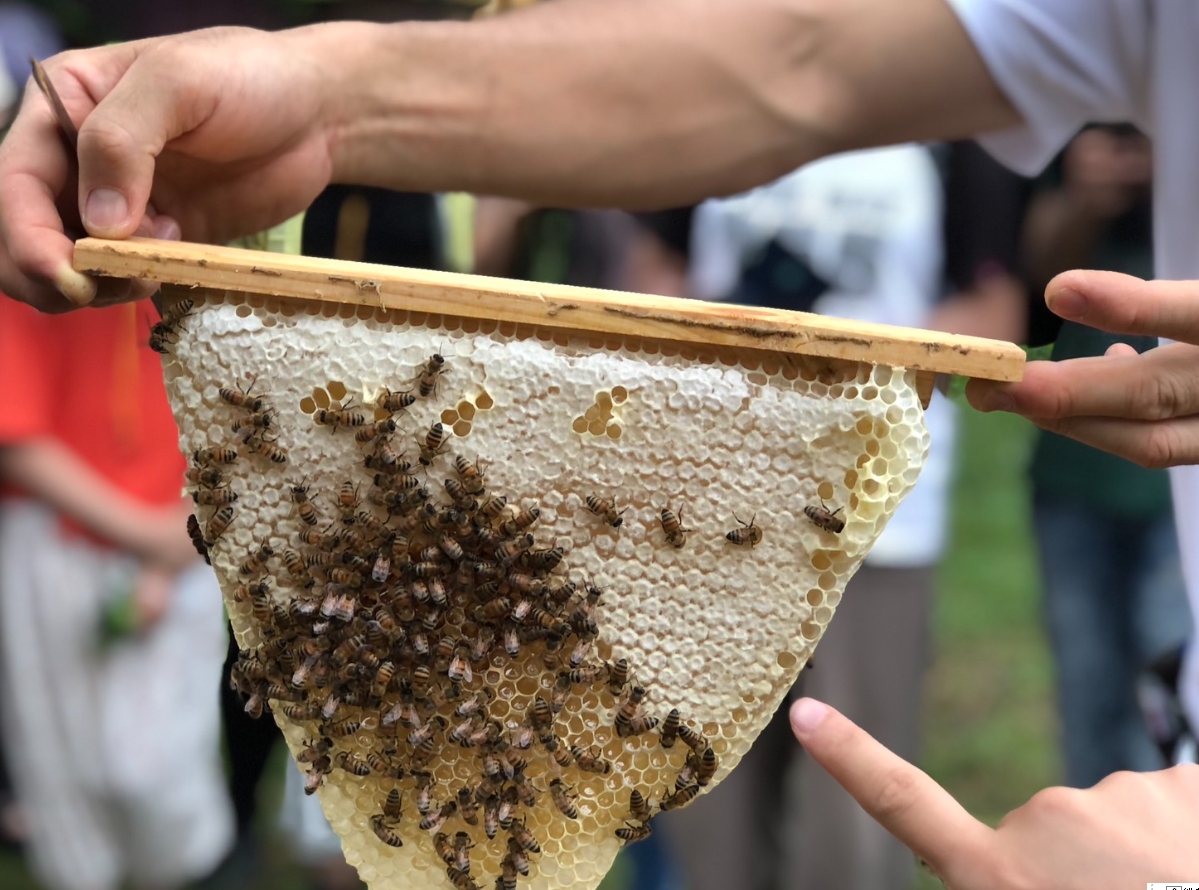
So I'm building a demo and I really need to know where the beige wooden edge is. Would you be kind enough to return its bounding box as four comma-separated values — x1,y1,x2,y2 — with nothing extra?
75,237,1025,384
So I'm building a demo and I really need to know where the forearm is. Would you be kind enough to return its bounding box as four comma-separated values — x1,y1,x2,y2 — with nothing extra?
0,439,160,554
318,0,1017,208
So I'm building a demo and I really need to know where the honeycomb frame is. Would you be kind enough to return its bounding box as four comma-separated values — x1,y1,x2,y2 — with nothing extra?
162,283,930,890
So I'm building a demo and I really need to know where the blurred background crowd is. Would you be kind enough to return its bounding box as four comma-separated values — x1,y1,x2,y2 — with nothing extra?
0,2,1194,890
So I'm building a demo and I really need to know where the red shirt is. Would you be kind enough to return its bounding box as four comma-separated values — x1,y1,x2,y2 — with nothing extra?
0,297,186,542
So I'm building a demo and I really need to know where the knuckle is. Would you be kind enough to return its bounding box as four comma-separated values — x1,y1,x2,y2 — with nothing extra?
1134,425,1186,469
78,116,138,161
869,767,922,824
1025,785,1079,817
1134,372,1188,421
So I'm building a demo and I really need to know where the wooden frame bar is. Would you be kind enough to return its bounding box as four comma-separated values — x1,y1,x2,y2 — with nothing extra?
75,237,1025,386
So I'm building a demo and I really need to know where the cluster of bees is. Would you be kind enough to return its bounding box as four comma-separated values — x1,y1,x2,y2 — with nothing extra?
183,353,729,890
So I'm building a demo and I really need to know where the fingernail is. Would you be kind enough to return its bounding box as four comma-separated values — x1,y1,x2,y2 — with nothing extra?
1048,286,1087,319
54,263,96,306
152,216,182,241
84,188,129,232
790,698,829,735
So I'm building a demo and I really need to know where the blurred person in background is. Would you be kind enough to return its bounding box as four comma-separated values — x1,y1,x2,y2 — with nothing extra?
0,255,233,890
1020,126,1193,786
664,144,952,890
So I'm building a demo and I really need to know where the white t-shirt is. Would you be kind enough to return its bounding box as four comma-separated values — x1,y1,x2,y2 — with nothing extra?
947,0,1199,728
689,145,955,568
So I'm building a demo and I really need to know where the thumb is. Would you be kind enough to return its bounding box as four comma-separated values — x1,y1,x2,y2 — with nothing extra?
75,52,204,239
790,698,993,883
1045,269,1199,345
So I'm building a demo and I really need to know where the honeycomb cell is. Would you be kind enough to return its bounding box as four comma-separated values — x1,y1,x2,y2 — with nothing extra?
163,291,930,890
453,420,471,438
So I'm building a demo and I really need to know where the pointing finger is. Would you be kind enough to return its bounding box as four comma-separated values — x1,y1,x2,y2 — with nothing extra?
1044,270,1199,345
790,698,993,881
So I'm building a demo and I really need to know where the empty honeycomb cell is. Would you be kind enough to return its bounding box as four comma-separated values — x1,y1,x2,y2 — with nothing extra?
872,458,888,475
587,419,606,436
441,408,459,425
313,387,331,409
810,552,832,571
855,417,874,435
818,572,837,591
816,481,835,501
865,439,881,457
458,401,476,420
572,417,589,435
605,424,622,440
887,406,905,425
777,651,798,670
843,469,859,489
453,420,472,438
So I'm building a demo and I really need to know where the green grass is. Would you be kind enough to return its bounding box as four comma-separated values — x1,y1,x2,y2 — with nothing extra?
0,403,1059,890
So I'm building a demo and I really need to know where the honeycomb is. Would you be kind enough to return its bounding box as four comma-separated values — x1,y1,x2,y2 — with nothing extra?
159,285,929,890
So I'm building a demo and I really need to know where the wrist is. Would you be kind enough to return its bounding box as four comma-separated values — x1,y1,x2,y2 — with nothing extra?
292,19,479,192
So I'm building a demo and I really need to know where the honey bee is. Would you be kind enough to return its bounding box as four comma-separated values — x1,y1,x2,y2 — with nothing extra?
449,716,482,746
382,787,404,821
529,696,554,735
418,800,457,832
186,514,210,564
148,299,193,354
446,867,480,890
186,465,223,487
337,481,360,512
725,512,763,546
695,746,718,785
277,702,320,721
452,831,475,873
678,724,708,753
660,708,681,748
571,744,612,775
411,665,432,700
238,544,275,576
282,551,309,581
658,503,693,548
607,657,630,693
478,494,507,519
335,751,372,777
355,418,397,444
457,788,479,827
483,796,500,840
370,814,404,847
507,820,540,854
543,735,573,768
521,546,564,572
291,481,320,526
204,505,235,546
500,507,540,537
416,353,448,398
615,822,653,843
369,661,396,700
506,838,530,875
323,719,362,738
585,494,627,528
418,422,451,466
298,527,339,549
494,534,534,567
567,638,593,670
630,789,652,822
377,389,416,413
243,693,265,720
497,855,518,890
451,455,485,493
616,686,656,738
454,688,494,719
230,411,275,444
434,832,457,868
315,401,367,431
370,551,391,584
660,783,700,811
549,779,578,819
413,772,434,815
194,446,238,465
804,500,846,534
218,377,265,412
303,756,331,794
247,435,288,464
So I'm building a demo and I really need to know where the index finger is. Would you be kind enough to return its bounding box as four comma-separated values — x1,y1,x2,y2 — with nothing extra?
789,699,993,879
1046,269,1199,345
0,81,95,308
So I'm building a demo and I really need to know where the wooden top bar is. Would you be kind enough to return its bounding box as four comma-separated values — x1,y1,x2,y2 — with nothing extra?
74,237,1025,382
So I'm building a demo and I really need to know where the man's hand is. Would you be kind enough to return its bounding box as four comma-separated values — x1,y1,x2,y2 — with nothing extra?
968,269,1199,468
0,27,337,311
791,698,1199,889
